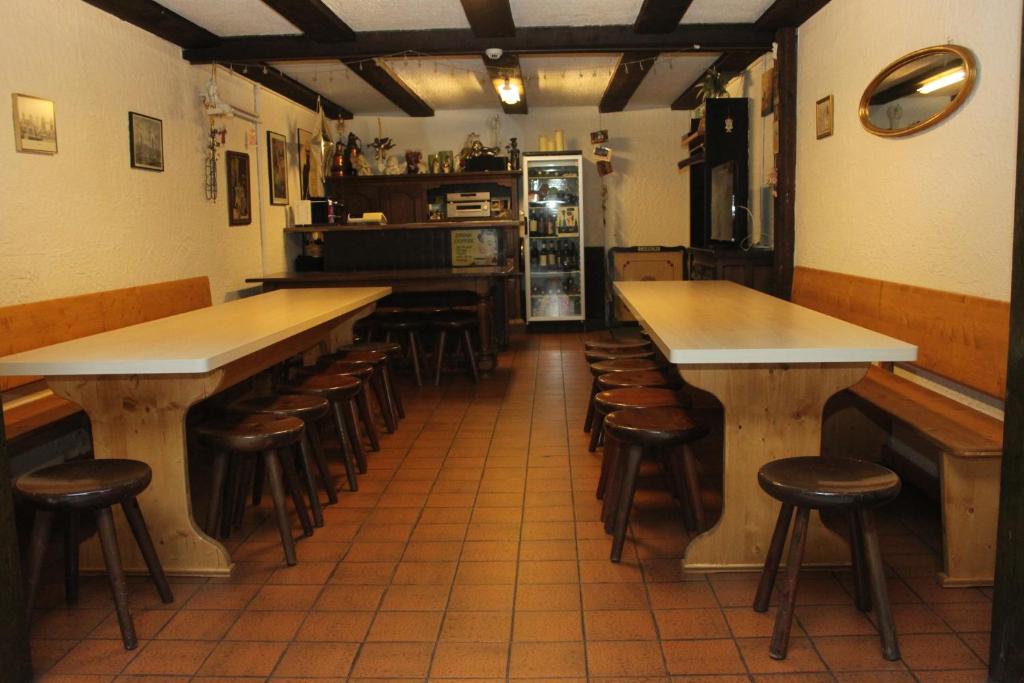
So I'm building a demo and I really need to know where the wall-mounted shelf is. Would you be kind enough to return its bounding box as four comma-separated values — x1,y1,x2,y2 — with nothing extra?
286,219,520,234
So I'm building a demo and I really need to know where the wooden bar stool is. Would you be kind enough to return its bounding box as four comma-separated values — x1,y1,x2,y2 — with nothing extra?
337,341,405,419
602,406,707,562
754,457,902,661
584,348,655,364
197,414,312,566
379,314,428,387
590,369,679,451
229,394,335,528
431,311,480,385
17,459,174,649
327,348,400,430
584,357,665,433
285,372,365,484
585,338,651,352
308,360,382,451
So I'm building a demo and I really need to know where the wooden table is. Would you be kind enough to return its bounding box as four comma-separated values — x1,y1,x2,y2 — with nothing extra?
0,287,389,576
248,264,517,370
614,280,917,572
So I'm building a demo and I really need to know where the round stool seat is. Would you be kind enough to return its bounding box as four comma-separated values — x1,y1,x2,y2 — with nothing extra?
590,358,663,375
313,359,373,380
585,339,651,352
15,459,151,510
595,387,679,413
332,349,388,366
604,406,707,447
758,457,901,509
378,315,427,331
230,394,330,422
341,341,402,358
597,369,675,390
197,414,305,453
287,372,362,401
585,349,656,363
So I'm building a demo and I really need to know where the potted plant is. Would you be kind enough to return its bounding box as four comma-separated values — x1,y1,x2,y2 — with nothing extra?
694,67,729,132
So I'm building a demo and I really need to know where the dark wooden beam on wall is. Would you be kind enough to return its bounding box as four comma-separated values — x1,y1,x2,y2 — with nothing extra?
259,0,355,42
772,27,797,300
460,0,516,38
599,51,659,113
227,63,353,119
755,0,831,30
0,398,32,683
80,0,219,48
634,0,695,34
183,24,774,63
484,54,528,115
670,51,762,110
989,6,1024,681
346,59,434,117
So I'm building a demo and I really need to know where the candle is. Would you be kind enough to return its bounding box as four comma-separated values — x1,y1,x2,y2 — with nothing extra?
553,129,564,151
539,135,549,151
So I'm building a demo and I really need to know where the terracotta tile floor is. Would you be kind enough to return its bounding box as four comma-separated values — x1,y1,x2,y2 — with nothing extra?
27,331,992,682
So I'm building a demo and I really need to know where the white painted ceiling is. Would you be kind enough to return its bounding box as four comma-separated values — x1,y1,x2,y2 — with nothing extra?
162,0,771,115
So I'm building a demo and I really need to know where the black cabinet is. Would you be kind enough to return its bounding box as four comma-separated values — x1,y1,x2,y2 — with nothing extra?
688,247,774,295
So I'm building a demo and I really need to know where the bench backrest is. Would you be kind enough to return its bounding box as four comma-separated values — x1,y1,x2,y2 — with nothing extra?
791,267,1009,399
0,277,212,391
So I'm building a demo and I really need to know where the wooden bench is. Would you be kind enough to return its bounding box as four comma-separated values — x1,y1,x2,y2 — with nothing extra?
1,277,212,443
792,266,1008,587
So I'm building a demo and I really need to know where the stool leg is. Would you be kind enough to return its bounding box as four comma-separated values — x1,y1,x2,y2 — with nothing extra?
383,362,404,418
307,422,338,504
769,506,810,660
371,370,397,433
433,329,447,386
298,433,325,527
262,450,298,566
462,329,479,383
596,431,618,500
755,503,794,612
24,509,54,617
251,455,265,505
344,398,369,474
664,446,697,532
584,377,598,432
121,497,174,604
408,330,423,387
848,511,871,612
588,413,605,452
95,506,136,649
355,385,381,451
330,400,360,492
858,508,900,660
279,447,314,537
602,434,626,533
681,445,706,532
610,444,645,562
205,451,229,535
221,454,243,540
233,458,256,529
64,512,79,605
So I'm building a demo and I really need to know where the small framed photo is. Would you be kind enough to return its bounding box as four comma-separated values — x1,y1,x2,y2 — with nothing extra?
12,93,57,154
267,130,289,205
593,145,612,159
815,95,834,139
596,160,614,177
590,129,608,144
129,111,163,171
761,67,776,116
226,151,252,226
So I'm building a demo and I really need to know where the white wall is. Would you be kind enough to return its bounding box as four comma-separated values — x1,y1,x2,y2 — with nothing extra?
795,0,1021,301
342,107,695,248
0,0,318,305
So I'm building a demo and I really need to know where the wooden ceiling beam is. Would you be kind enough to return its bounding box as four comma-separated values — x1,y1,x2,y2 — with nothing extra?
670,51,762,110
80,0,219,48
634,0,695,34
259,0,355,42
229,63,353,119
460,0,516,38
183,24,773,63
599,51,659,113
346,59,434,117
755,0,831,30
484,54,528,114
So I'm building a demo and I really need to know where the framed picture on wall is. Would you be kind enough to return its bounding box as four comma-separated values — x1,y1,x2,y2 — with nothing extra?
815,95,834,139
226,151,251,226
12,93,57,154
267,130,289,205
129,111,164,171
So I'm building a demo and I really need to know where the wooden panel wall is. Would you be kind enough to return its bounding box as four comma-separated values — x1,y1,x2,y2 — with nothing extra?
792,266,1009,399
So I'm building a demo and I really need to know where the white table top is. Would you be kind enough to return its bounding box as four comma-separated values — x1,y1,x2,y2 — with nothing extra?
614,280,917,365
0,287,390,376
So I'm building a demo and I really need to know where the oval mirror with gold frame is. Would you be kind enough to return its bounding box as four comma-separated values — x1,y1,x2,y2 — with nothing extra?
859,45,976,138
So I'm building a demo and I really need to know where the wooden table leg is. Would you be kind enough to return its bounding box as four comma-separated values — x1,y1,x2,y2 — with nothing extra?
477,287,496,372
678,362,868,572
49,373,234,577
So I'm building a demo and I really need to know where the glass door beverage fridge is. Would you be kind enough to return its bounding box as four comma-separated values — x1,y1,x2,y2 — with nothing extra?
523,153,585,322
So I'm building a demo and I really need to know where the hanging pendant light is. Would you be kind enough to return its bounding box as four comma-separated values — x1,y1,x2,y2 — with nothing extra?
498,76,521,105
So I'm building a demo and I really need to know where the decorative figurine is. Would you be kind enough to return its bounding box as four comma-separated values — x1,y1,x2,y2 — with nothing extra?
368,117,396,175
405,150,422,174
384,155,403,175
506,137,520,170
342,132,362,176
